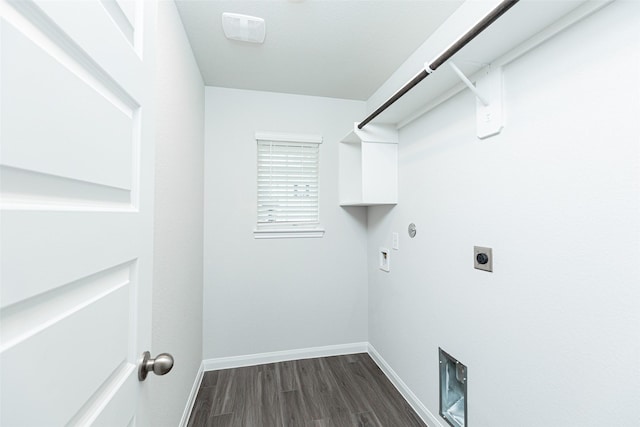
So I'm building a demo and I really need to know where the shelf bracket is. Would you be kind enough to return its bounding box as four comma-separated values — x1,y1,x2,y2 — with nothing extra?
449,62,504,139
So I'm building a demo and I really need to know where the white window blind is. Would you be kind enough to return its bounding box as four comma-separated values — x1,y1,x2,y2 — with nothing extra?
256,132,322,234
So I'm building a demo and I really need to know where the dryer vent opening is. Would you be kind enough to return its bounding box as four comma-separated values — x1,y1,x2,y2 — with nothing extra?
439,348,467,427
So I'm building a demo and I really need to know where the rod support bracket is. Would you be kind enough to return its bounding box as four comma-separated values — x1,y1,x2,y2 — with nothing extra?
449,62,504,139
449,62,489,106
474,66,504,139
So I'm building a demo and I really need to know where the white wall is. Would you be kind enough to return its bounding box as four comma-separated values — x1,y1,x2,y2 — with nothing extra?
204,87,367,359
151,2,204,425
367,2,640,426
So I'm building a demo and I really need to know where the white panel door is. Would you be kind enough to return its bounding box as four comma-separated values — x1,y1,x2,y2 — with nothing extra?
0,0,156,425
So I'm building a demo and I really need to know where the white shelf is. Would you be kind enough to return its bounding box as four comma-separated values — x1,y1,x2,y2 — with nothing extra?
339,201,397,207
339,123,398,207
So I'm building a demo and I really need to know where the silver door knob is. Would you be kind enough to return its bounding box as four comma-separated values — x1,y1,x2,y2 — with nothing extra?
138,351,174,381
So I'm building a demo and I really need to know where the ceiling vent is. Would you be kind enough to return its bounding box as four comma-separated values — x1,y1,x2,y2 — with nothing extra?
221,13,266,44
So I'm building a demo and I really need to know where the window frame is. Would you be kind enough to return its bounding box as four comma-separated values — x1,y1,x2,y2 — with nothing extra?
253,131,325,239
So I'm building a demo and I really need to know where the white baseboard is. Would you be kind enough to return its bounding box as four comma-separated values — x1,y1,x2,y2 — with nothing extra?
202,342,369,371
367,344,444,427
178,361,204,427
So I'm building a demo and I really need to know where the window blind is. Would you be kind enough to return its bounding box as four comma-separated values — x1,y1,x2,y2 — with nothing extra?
257,139,320,227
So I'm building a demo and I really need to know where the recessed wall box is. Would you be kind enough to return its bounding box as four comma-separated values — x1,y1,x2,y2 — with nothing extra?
379,247,390,272
439,348,467,427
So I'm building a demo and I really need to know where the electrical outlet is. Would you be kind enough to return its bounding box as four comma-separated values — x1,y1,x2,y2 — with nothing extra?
474,246,492,272
392,232,399,250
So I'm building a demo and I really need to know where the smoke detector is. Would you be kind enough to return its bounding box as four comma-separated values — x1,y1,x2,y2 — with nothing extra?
221,13,266,44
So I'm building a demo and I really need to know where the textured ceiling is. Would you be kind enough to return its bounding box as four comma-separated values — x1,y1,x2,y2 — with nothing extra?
175,0,464,100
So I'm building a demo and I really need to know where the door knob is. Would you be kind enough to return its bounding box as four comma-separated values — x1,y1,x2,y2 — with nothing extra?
138,351,174,381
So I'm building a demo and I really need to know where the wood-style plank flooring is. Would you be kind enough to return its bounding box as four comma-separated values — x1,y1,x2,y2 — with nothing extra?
187,353,427,427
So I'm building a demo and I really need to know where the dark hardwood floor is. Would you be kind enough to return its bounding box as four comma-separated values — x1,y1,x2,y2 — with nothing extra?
187,353,427,427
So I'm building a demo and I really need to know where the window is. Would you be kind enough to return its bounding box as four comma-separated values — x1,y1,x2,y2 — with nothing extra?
254,132,324,239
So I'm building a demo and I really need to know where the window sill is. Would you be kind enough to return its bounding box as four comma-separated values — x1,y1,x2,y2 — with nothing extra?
253,228,325,239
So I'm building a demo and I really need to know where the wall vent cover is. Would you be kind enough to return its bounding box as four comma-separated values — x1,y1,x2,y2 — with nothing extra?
439,348,467,427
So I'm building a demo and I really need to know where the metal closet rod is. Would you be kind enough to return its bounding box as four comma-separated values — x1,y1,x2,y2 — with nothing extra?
357,0,520,130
